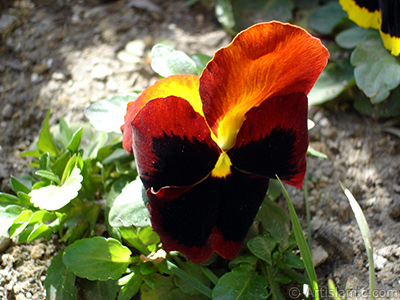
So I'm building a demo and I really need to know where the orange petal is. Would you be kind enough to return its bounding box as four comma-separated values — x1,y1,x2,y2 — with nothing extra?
122,74,201,153
200,21,329,150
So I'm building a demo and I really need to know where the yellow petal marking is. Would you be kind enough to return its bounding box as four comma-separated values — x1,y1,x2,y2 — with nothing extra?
211,152,232,178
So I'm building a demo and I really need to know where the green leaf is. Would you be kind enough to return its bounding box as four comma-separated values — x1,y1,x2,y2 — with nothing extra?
276,176,319,300
247,236,276,265
335,27,379,49
138,226,160,248
174,261,211,296
81,279,120,300
0,192,22,206
212,265,268,300
59,118,73,149
141,274,175,300
85,94,138,133
351,37,400,103
37,110,59,157
63,237,133,281
353,86,400,118
168,289,209,300
151,44,197,77
118,269,143,300
216,0,235,30
27,223,53,242
307,145,328,159
10,176,31,194
67,127,83,152
44,251,78,300
228,254,258,270
166,260,213,298
308,2,348,35
35,170,61,185
29,167,83,211
0,205,23,234
109,179,150,228
282,251,304,269
190,53,212,75
308,59,354,105
258,198,290,249
340,182,376,300
118,227,150,255
52,151,72,179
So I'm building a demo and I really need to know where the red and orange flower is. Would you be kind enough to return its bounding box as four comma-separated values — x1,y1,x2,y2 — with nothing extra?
122,22,329,263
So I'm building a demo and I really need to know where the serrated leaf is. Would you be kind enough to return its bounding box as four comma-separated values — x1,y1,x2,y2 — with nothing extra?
308,2,348,35
44,251,77,300
29,167,83,211
109,179,150,228
351,37,400,103
151,44,197,77
85,94,138,133
228,254,259,270
212,265,268,300
0,205,23,234
37,110,59,157
258,198,290,249
247,236,276,265
308,59,354,105
282,251,304,269
63,237,133,281
81,278,120,300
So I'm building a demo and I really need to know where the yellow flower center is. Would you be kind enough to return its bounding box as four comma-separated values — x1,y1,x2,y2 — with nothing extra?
211,152,232,178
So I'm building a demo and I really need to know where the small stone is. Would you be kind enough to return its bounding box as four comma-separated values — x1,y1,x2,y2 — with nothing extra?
373,253,387,271
30,244,46,260
0,14,18,35
125,39,146,57
0,233,11,253
312,245,329,267
2,103,13,120
106,79,118,91
91,64,109,81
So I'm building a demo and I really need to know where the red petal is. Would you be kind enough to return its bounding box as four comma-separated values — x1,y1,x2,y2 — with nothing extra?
200,22,329,150
122,74,200,153
131,96,219,191
146,168,269,263
228,93,308,188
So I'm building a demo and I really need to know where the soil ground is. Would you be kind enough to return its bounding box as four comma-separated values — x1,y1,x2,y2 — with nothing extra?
1,0,399,299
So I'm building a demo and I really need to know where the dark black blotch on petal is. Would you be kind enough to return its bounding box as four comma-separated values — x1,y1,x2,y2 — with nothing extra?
229,127,298,181
148,168,268,250
147,132,219,191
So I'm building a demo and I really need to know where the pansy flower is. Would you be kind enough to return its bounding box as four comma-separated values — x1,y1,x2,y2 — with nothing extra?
339,0,400,56
122,22,329,263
